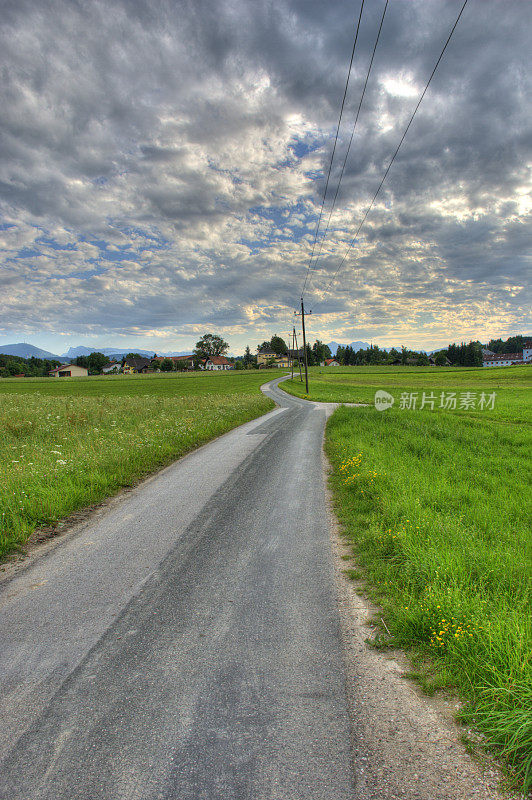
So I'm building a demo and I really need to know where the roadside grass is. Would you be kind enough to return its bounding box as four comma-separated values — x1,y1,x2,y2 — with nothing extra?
292,366,532,789
282,365,531,422
0,371,276,560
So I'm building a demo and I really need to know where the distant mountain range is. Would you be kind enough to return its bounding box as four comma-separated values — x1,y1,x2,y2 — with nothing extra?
61,346,158,360
0,343,195,362
61,346,194,360
327,341,370,354
326,341,403,354
0,343,62,360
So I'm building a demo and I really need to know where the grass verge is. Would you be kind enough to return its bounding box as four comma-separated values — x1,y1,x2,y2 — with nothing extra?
303,367,532,790
1,371,275,560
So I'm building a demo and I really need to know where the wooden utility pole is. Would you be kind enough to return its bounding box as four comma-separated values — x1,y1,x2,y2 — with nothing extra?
293,328,303,382
296,298,311,394
291,328,295,380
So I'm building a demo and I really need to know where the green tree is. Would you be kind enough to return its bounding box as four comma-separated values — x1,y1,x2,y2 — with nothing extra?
243,345,255,367
303,343,314,366
487,335,526,354
434,351,447,366
270,335,288,355
465,341,483,366
160,358,174,372
87,352,110,374
194,334,229,358
312,340,331,364
417,353,430,366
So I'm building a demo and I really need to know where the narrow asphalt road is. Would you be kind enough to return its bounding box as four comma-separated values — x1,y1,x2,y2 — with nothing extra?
0,377,356,800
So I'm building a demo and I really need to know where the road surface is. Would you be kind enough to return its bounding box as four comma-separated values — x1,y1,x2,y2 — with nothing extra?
0,377,356,799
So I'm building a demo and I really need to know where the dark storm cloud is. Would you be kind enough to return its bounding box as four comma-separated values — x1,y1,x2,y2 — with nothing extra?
0,0,530,351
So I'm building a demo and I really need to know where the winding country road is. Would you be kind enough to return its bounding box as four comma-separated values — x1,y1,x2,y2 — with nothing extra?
0,377,356,799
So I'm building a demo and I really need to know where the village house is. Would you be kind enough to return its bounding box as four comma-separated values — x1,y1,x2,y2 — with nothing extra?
203,355,232,371
257,346,277,366
102,361,121,373
257,346,293,368
321,358,340,366
152,355,196,370
121,356,153,374
48,364,88,378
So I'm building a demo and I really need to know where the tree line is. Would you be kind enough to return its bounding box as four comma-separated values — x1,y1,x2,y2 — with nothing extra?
0,354,62,378
485,335,529,354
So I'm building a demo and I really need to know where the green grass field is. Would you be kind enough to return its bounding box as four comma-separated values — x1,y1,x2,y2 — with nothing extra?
284,366,532,789
0,370,276,561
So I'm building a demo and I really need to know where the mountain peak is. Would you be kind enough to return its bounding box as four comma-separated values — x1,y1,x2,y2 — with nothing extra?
0,342,62,360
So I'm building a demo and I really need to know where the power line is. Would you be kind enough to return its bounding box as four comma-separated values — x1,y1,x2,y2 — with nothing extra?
304,0,389,299
300,0,365,299
314,0,469,303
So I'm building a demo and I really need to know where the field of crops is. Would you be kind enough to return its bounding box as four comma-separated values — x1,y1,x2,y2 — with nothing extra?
284,365,532,789
0,370,275,560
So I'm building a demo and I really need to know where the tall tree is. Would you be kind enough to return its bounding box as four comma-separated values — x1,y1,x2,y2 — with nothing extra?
312,340,331,364
270,335,288,355
194,334,229,358
304,343,314,366
87,352,110,374
243,345,254,367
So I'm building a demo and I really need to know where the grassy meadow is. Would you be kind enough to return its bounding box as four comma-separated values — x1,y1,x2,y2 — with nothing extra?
284,366,532,788
0,370,275,560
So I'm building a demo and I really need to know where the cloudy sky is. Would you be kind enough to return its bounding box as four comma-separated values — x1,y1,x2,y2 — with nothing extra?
0,0,530,355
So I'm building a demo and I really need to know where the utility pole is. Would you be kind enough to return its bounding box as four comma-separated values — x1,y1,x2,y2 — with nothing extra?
293,327,303,382
296,298,311,394
291,328,294,380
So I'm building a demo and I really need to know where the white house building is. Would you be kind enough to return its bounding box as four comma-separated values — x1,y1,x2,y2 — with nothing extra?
203,356,232,370
102,361,121,373
483,345,532,367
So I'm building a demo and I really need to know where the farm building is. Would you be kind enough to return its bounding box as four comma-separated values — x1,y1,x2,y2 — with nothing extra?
483,353,524,367
48,364,88,378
